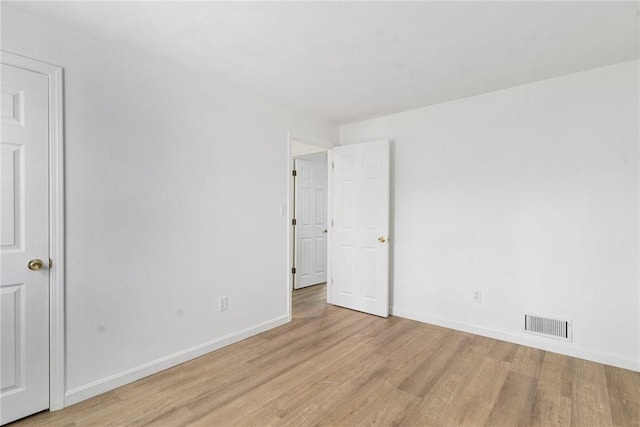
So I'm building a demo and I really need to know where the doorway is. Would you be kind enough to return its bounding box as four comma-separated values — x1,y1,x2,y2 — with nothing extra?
287,133,333,319
286,135,392,321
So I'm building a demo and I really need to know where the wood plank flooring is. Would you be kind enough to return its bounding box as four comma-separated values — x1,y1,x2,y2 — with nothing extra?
12,284,640,426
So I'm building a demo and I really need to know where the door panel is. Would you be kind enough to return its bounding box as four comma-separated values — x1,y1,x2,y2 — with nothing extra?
1,64,50,425
294,156,328,289
1,284,23,391
330,140,390,317
1,143,20,249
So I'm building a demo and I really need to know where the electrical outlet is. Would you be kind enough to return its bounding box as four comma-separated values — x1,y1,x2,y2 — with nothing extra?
219,296,228,312
473,290,482,303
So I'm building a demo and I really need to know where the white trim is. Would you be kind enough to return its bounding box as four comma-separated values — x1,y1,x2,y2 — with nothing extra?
64,315,289,406
48,66,65,412
391,307,640,372
637,60,640,381
286,131,335,318
326,149,333,304
0,51,66,410
286,131,293,322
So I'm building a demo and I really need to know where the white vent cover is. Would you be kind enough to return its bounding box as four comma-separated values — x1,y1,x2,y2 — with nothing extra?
524,314,572,342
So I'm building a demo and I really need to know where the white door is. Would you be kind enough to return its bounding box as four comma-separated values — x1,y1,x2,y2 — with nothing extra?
1,63,50,424
330,140,390,317
294,156,327,289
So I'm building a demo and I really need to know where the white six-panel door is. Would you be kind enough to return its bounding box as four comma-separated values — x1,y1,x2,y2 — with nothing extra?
294,156,328,289
1,64,50,424
330,140,390,317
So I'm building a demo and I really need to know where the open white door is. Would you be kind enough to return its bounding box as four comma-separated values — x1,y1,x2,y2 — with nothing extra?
330,140,390,317
294,156,328,289
1,64,50,424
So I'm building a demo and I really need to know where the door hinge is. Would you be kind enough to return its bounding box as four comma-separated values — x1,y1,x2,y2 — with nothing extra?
49,258,53,269
292,170,297,177
331,162,334,169
292,218,297,226
292,267,296,274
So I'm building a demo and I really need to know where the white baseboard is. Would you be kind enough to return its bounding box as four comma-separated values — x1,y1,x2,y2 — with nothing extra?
64,315,289,406
391,307,640,372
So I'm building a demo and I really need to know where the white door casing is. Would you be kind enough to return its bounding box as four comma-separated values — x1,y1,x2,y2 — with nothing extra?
1,63,50,424
330,140,390,317
294,156,328,289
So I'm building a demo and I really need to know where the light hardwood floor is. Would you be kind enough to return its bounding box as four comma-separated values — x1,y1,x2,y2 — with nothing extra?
12,284,640,426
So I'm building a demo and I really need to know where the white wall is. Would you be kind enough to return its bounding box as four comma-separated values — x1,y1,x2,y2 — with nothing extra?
1,6,337,404
341,61,640,371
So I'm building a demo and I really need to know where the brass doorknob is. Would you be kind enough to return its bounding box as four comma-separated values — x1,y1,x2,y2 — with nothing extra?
378,236,387,243
323,229,328,233
28,259,44,271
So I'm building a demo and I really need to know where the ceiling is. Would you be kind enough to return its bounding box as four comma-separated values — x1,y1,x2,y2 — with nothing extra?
6,1,640,124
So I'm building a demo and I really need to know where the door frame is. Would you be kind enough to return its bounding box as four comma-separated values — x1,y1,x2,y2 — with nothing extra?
286,131,334,320
1,51,65,411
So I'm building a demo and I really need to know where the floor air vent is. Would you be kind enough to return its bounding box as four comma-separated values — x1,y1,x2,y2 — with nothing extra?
524,314,572,342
